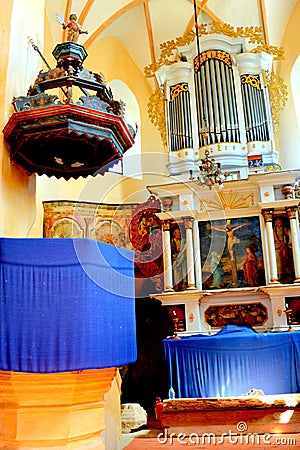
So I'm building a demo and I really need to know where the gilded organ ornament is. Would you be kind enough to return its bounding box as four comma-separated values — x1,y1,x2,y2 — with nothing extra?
241,74,261,90
170,83,189,101
265,70,288,134
144,21,284,80
194,50,232,72
147,88,167,147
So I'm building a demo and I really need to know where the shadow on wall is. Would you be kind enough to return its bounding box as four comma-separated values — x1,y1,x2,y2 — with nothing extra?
120,297,174,411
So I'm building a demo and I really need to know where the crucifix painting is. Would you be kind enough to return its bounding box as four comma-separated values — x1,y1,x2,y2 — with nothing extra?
199,217,265,289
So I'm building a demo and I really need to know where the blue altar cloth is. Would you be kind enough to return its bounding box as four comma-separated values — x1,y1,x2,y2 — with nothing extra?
0,238,136,373
164,325,300,398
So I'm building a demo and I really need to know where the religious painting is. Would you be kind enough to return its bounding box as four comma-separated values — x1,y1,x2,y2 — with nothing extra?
50,218,84,238
199,216,265,289
204,302,268,328
273,215,294,284
95,219,125,247
129,195,164,294
170,224,187,292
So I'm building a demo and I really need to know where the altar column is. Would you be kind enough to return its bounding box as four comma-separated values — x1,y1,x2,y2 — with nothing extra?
261,209,280,284
162,220,174,291
183,217,196,290
286,206,300,283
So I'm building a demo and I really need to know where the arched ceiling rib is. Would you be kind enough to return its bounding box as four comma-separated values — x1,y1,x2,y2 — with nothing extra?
46,0,298,78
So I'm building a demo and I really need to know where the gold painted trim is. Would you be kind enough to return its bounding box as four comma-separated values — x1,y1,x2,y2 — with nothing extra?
170,83,189,101
194,50,232,71
203,191,255,210
148,87,167,147
144,21,284,80
241,74,261,90
265,70,288,134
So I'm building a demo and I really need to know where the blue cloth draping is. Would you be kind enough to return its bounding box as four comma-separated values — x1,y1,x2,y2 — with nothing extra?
164,325,300,398
0,238,137,373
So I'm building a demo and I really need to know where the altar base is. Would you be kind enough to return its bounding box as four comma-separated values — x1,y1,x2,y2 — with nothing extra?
0,368,119,449
160,395,300,436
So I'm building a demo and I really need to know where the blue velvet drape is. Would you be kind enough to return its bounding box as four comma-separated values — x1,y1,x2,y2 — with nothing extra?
0,238,136,373
164,325,300,398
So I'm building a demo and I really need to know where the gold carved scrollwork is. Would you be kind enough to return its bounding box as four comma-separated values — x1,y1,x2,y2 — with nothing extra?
264,70,288,134
144,30,197,79
210,22,263,43
161,220,172,231
261,209,274,223
194,50,232,72
170,83,189,101
251,44,285,61
144,21,284,80
286,206,297,220
241,74,261,90
147,88,167,147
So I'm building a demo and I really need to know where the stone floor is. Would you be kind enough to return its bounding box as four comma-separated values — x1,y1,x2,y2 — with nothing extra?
121,414,300,449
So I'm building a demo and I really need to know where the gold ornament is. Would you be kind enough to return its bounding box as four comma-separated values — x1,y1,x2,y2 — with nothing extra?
265,70,288,134
147,88,167,147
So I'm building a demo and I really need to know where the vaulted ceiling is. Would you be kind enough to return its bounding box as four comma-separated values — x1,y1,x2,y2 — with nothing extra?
45,0,298,83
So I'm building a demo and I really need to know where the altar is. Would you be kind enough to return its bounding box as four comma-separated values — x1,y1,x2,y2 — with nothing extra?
163,325,300,398
161,325,300,435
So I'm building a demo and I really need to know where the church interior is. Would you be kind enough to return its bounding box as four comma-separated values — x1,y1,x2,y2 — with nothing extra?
1,1,300,449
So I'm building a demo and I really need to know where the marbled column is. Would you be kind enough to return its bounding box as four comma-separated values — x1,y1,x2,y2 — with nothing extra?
286,206,300,283
261,209,279,284
183,217,196,289
161,220,174,291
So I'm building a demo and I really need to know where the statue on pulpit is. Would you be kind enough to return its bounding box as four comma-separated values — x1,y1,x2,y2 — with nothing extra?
56,13,88,43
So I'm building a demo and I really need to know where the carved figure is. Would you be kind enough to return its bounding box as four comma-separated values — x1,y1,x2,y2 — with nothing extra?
56,13,88,43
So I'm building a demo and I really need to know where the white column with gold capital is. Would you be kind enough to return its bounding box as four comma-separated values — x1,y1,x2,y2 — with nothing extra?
162,220,174,291
183,217,196,289
262,209,279,284
286,206,300,283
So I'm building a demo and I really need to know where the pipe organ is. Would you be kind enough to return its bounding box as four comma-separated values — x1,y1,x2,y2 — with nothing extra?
240,74,270,143
169,82,193,151
156,34,278,180
194,50,240,147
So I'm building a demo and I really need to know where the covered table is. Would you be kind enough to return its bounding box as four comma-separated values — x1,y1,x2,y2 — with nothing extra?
0,237,136,372
164,325,300,398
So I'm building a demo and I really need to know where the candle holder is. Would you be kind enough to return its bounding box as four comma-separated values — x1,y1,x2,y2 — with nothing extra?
284,308,295,332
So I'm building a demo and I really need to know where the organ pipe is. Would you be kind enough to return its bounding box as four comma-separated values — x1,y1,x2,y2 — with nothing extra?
169,82,193,151
240,74,270,142
194,50,240,146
